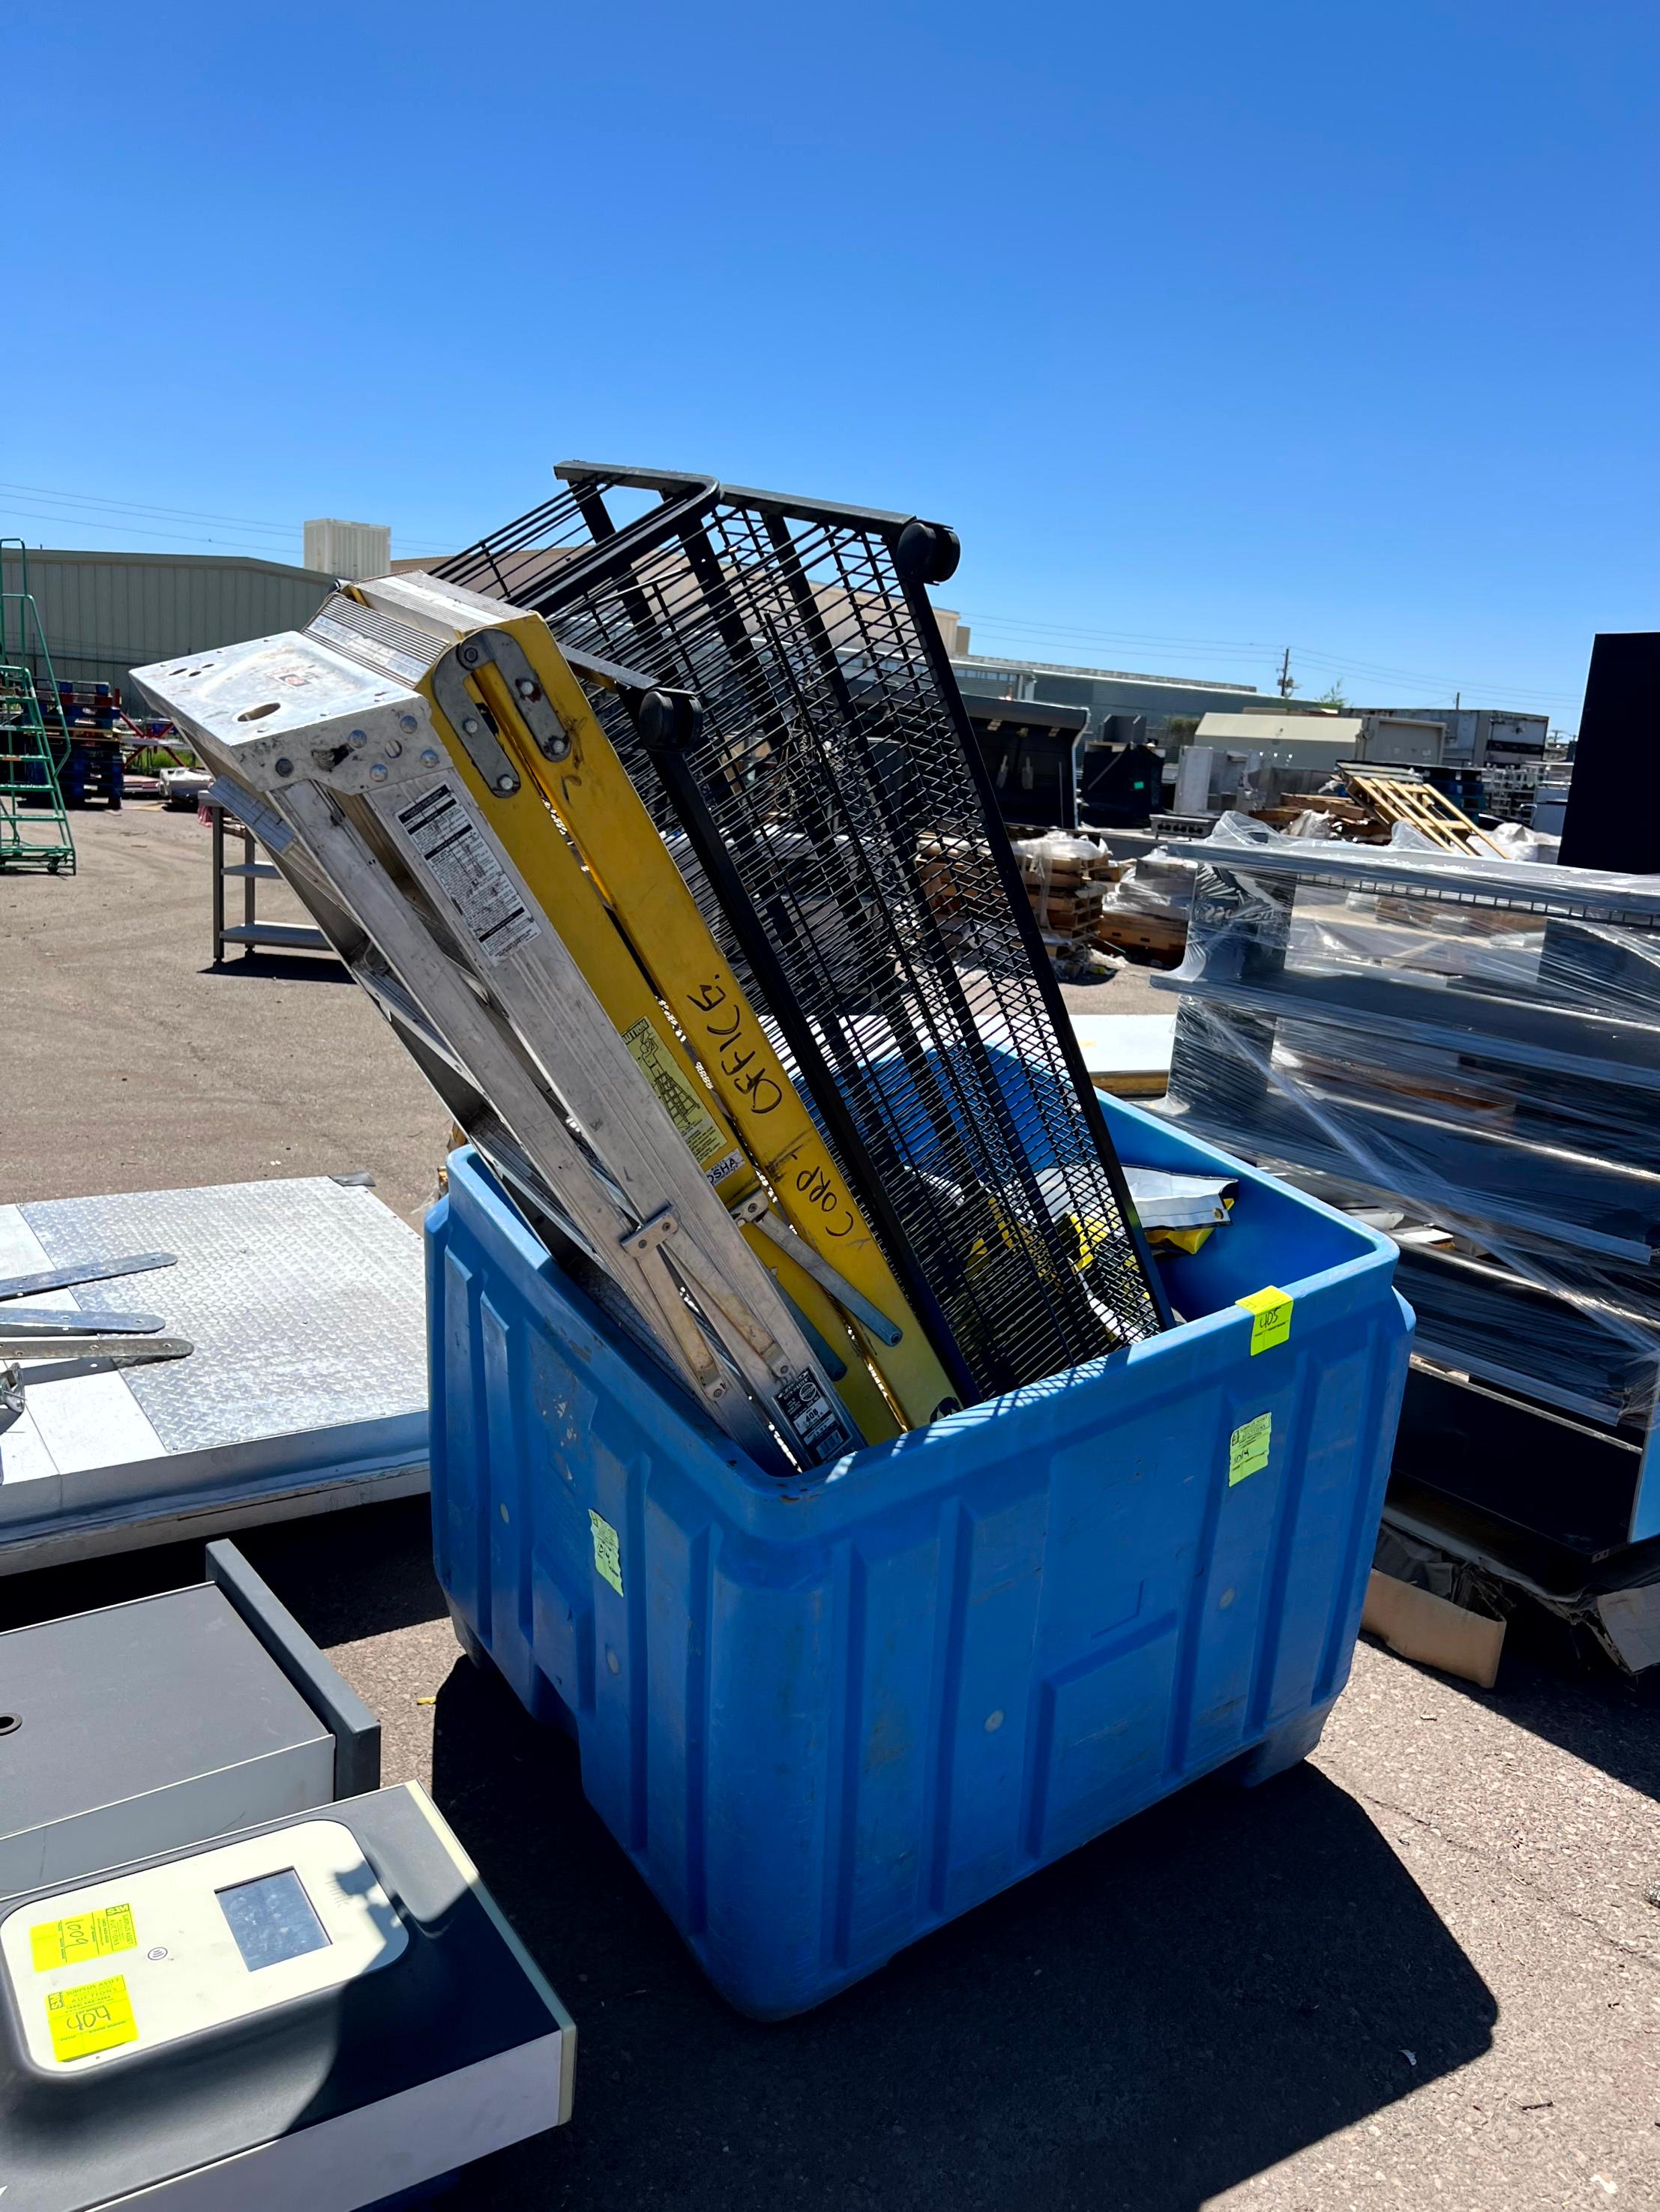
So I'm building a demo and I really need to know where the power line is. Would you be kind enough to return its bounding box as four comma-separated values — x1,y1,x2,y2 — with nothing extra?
0,480,308,533
0,477,1585,705
961,609,1582,706
0,478,463,556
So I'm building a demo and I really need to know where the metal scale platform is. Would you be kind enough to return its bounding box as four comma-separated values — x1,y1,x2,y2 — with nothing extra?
0,1176,428,1572
1,1546,574,2207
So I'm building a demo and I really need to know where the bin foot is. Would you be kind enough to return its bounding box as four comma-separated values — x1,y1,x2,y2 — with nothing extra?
448,1605,494,1674
1236,1703,1332,1787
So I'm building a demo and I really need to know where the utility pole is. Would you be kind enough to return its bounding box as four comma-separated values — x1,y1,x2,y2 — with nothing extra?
1277,648,1295,698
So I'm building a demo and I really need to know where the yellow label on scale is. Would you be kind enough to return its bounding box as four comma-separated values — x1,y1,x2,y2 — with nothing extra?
46,1974,138,2062
31,1902,136,1974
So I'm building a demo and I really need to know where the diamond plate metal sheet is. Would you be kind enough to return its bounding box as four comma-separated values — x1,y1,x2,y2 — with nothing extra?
18,1178,426,1456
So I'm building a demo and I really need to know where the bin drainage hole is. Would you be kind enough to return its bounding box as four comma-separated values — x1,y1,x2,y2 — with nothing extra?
1218,1587,1236,1610
605,1649,621,1676
984,1709,1004,1734
235,700,283,723
0,1714,20,1736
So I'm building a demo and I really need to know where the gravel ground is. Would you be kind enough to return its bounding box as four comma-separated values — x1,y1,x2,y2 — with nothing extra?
2,807,1657,2211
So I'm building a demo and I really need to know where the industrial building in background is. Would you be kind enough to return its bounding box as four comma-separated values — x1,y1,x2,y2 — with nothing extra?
5,549,334,705
4,521,394,711
1,529,1566,845
951,648,1285,745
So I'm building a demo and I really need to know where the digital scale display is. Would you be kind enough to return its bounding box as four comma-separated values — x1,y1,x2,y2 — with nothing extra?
216,1869,331,1973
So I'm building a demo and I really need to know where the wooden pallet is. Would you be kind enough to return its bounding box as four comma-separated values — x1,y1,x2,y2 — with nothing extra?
1094,908,1188,966
1342,768,1506,858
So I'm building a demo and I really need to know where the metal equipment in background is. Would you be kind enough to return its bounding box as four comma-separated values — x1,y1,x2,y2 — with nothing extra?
436,461,1173,1402
1,540,75,873
205,788,331,965
1150,832,1660,1669
0,1543,574,2208
1079,732,1163,828
963,694,1087,830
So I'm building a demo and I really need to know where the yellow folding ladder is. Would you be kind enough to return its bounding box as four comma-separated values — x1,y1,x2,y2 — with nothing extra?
328,573,959,1433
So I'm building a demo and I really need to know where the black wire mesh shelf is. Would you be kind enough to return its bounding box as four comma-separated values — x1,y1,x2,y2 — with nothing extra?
437,463,1170,1401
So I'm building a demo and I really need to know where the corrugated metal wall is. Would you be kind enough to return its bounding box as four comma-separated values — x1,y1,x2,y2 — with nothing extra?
1,550,335,708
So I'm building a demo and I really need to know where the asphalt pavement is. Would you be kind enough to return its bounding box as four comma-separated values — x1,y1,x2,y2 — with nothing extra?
1,807,1656,2211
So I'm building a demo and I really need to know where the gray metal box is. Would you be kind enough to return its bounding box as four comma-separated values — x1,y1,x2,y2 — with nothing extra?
0,1549,374,1897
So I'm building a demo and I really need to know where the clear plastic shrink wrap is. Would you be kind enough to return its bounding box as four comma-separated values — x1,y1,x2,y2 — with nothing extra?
1151,819,1660,1438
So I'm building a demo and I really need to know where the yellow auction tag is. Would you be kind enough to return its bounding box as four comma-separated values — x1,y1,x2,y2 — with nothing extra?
45,1974,138,2063
1236,1287,1293,1354
589,1508,624,1597
31,1903,136,1974
1228,1413,1272,1485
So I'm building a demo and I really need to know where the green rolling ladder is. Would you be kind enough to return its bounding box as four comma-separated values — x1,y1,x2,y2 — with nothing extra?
0,537,74,874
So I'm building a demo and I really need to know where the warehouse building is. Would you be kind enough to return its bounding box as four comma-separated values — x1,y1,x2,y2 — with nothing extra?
4,548,337,708
948,649,1315,745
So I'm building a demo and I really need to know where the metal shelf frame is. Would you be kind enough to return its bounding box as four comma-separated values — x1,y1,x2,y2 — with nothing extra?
208,800,331,964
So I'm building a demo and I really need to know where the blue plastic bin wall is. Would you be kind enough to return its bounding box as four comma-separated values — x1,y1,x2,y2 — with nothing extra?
428,1094,1411,2019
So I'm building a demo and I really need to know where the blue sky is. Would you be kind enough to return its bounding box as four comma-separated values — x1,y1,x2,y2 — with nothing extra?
6,2,1656,726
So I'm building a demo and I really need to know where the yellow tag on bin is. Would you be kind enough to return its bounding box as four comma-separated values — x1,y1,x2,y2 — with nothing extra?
46,1974,138,2063
1229,1413,1272,1484
1236,1287,1293,1354
589,1508,624,1597
31,1903,136,1974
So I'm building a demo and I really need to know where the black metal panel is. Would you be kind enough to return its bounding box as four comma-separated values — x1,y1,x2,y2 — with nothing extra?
966,698,1083,831
1394,1368,1641,1558
1080,741,1161,828
1559,631,1660,873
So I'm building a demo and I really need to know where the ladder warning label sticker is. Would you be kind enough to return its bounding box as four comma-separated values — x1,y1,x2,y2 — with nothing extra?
589,1509,625,1596
621,1019,738,1183
396,782,541,965
46,1974,138,2063
1236,1287,1293,1355
775,1369,852,1462
1228,1413,1272,1485
31,1904,136,1974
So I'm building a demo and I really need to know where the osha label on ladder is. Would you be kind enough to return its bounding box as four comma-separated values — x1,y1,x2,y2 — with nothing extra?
396,783,541,965
620,1018,742,1187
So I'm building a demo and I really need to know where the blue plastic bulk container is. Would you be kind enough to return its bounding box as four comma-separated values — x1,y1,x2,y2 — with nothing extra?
427,1092,1411,2018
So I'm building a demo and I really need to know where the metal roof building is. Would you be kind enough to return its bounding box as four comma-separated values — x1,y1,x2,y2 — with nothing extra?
4,549,336,708
948,651,1294,738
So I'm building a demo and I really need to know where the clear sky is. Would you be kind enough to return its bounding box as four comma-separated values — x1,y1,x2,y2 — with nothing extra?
7,1,1656,727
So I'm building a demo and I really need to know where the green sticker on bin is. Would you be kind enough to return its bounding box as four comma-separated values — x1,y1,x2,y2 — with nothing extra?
589,1509,624,1596
1228,1413,1272,1485
1236,1286,1293,1354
